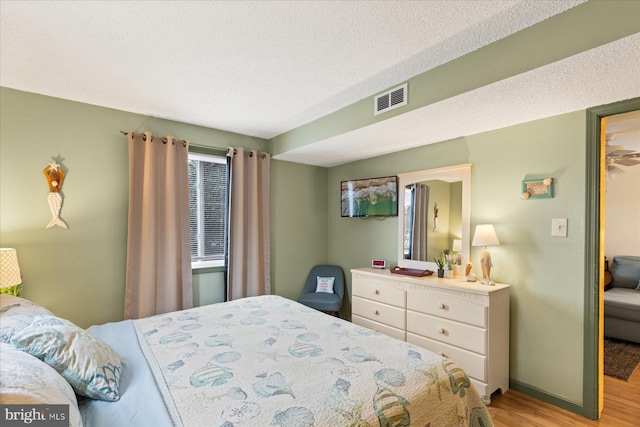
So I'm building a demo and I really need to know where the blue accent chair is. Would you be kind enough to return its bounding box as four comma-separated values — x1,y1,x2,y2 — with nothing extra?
297,265,345,317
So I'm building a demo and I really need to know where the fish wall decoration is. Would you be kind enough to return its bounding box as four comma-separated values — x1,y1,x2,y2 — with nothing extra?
43,161,68,229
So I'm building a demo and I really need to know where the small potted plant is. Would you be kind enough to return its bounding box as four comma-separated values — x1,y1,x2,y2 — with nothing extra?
434,257,445,278
444,249,461,278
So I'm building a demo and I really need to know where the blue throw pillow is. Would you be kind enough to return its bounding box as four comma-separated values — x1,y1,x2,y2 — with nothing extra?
611,256,640,289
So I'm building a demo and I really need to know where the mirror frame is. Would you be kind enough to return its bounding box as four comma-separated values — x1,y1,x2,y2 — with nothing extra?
396,163,471,272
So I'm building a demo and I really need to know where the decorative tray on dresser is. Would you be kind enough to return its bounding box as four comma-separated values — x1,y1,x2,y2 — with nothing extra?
351,267,510,405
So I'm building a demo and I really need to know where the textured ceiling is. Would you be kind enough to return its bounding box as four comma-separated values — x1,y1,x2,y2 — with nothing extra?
1,1,584,146
3,1,637,168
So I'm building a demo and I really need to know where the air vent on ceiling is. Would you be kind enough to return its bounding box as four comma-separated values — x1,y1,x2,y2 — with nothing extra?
374,83,407,116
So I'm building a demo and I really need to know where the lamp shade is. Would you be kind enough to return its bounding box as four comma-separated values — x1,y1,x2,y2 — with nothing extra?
472,224,500,247
452,239,462,252
0,248,22,288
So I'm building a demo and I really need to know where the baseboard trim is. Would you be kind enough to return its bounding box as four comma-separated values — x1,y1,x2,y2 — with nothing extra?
509,379,583,416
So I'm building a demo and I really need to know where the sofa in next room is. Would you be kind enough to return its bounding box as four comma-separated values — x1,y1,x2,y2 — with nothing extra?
604,256,640,344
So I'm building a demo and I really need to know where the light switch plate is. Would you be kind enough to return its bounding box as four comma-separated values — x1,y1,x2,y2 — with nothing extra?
552,218,567,237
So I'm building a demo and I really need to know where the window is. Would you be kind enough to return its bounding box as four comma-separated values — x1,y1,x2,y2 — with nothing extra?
188,152,227,268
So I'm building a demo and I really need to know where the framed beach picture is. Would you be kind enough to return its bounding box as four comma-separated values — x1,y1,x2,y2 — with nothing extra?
341,176,398,217
521,178,554,199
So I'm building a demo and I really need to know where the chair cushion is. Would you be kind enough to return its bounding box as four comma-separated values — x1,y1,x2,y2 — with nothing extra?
297,292,342,312
315,276,335,293
604,287,640,323
610,256,640,289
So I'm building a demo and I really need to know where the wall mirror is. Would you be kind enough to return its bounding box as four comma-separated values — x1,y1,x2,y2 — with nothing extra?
397,163,471,272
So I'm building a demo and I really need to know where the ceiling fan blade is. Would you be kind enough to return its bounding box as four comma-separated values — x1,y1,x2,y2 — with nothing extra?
607,149,635,157
615,158,640,167
606,145,626,155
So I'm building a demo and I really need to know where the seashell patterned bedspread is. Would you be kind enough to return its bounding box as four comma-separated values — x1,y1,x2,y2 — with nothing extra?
132,295,493,427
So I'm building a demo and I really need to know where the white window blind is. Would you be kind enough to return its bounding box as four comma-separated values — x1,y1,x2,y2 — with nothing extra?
188,153,227,266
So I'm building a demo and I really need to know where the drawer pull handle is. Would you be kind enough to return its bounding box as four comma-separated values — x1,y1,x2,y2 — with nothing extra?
374,310,380,315
374,289,380,295
438,328,446,335
438,303,446,310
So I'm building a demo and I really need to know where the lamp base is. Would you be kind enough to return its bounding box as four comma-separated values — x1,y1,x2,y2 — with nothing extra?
480,246,493,284
0,284,22,297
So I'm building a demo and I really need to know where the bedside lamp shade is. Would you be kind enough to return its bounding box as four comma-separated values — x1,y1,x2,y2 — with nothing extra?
472,225,500,285
0,248,22,296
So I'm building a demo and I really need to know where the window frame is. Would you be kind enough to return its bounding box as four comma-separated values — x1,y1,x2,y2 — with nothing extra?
188,152,227,270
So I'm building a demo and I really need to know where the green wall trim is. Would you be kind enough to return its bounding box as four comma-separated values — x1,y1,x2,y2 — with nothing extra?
510,379,583,416
583,97,640,420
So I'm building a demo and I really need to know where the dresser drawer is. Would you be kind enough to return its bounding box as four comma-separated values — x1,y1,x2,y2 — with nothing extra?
352,275,406,308
352,296,406,330
407,310,486,354
407,289,487,328
407,332,486,382
353,315,406,341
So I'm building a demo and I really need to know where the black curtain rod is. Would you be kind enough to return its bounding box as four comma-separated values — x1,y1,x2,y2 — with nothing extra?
120,130,187,147
120,130,229,152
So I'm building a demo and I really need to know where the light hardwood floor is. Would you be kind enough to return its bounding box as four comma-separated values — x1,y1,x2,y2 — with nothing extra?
487,368,640,426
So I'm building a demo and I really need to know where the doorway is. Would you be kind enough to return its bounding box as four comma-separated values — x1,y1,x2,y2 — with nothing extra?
584,98,640,419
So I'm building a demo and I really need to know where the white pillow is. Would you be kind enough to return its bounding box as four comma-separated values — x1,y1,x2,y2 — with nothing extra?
0,294,53,344
315,276,335,293
11,314,122,401
0,342,82,427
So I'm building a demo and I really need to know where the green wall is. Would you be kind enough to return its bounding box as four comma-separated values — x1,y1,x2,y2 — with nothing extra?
0,87,268,328
326,111,587,405
270,159,329,300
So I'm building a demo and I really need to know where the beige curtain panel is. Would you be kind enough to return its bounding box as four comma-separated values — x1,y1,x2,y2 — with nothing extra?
227,147,271,300
124,131,193,319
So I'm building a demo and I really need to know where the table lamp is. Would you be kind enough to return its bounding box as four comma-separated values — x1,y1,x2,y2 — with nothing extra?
452,239,462,253
472,225,500,285
0,248,23,296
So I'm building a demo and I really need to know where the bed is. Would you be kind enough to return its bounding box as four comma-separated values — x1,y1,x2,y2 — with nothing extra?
1,294,493,427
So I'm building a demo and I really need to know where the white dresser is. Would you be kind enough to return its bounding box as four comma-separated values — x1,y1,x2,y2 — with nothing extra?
351,267,510,405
